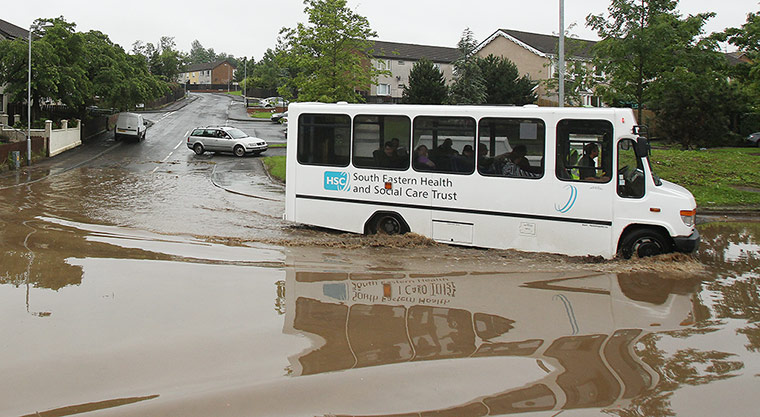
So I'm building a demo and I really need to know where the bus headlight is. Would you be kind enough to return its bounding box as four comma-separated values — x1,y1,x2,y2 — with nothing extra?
680,209,696,227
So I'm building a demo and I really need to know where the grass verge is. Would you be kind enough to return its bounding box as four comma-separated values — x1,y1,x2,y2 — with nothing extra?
249,112,273,119
652,147,760,208
262,156,286,182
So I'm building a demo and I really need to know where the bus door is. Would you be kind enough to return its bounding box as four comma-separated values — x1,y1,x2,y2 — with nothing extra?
554,119,615,256
612,136,650,236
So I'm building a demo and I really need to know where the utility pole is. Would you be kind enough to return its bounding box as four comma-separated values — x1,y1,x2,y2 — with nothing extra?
27,24,32,166
559,0,565,107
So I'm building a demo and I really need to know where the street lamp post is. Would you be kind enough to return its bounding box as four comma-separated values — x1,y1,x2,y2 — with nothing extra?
27,24,32,166
559,0,565,108
26,22,52,166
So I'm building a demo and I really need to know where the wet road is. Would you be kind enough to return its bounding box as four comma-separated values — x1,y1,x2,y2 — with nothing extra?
1,94,759,416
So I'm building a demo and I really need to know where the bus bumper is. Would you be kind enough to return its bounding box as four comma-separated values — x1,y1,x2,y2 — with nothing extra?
673,229,700,253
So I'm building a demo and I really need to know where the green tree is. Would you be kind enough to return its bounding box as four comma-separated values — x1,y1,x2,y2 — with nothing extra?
0,23,56,122
82,31,166,111
278,0,384,102
588,0,742,147
718,9,760,114
477,54,537,105
188,39,214,64
587,0,682,119
449,28,486,104
401,58,448,104
0,17,168,120
132,36,185,82
245,48,286,91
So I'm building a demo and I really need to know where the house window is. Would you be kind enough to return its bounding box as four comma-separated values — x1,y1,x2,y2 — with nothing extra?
377,84,391,96
376,60,389,70
398,60,405,65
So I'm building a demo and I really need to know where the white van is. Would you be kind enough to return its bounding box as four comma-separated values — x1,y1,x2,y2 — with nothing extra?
115,112,147,142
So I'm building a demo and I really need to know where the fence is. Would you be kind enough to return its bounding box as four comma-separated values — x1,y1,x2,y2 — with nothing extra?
186,83,239,93
144,84,186,109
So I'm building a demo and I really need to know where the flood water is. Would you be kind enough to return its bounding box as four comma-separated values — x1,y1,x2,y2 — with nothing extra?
1,167,759,416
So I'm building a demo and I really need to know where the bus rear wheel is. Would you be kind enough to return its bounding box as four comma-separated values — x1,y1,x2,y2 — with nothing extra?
619,228,671,259
370,214,405,235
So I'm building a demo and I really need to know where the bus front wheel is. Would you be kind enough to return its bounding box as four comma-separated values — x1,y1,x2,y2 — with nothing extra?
370,214,405,235
619,228,671,259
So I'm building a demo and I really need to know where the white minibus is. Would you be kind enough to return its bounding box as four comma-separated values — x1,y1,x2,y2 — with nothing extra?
284,103,699,259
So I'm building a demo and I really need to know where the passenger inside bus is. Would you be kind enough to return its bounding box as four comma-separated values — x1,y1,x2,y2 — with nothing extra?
414,145,436,170
498,145,540,178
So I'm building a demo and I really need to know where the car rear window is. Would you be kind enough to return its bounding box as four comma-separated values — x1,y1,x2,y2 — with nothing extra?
191,129,204,136
227,128,248,139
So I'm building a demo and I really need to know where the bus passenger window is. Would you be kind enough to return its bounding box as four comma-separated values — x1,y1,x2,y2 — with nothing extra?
556,119,613,183
412,116,476,174
478,118,545,179
353,115,411,170
297,114,351,167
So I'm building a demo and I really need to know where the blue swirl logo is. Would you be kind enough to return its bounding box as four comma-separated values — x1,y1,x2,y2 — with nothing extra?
555,185,577,213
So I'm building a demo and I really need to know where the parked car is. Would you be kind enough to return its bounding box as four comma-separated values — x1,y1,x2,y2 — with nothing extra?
115,112,146,142
187,126,268,157
746,132,760,147
259,97,288,108
271,111,288,122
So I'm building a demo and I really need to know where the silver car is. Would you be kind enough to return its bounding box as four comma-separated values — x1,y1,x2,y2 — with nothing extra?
746,132,760,147
187,126,268,157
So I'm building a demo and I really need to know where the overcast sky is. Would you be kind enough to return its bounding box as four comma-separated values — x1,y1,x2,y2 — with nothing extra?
5,0,759,60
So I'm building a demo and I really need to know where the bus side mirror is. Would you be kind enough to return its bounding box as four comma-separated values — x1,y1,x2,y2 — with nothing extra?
635,137,650,156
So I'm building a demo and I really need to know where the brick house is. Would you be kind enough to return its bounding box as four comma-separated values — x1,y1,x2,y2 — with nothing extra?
368,40,459,103
178,60,237,86
0,19,29,115
474,29,601,106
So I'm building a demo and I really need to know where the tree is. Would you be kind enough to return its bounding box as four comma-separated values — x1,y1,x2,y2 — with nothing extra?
278,0,385,102
132,36,185,82
0,17,169,120
401,58,448,104
477,55,537,105
718,9,760,115
588,0,744,148
587,0,682,119
83,31,166,111
449,28,486,104
244,48,286,92
188,40,214,65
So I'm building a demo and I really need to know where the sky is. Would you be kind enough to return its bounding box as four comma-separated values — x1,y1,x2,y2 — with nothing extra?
5,0,759,60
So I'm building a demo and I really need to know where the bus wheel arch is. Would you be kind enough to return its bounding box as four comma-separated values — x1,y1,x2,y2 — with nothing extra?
365,212,410,235
617,225,673,259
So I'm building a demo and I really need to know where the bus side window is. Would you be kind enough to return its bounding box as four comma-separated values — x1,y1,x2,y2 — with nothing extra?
297,114,351,167
412,116,476,175
352,115,411,170
478,118,545,179
617,139,645,198
556,119,613,183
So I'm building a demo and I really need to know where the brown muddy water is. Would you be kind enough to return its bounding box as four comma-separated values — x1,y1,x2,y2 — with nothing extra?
1,169,759,416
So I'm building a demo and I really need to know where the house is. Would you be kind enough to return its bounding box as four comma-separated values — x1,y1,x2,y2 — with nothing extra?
368,40,459,103
0,19,29,116
178,60,237,86
474,29,600,106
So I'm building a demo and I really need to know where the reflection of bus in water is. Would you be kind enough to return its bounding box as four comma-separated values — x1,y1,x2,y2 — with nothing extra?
284,270,697,416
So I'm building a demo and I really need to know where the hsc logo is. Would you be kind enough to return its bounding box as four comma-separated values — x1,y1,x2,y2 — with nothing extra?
324,171,350,192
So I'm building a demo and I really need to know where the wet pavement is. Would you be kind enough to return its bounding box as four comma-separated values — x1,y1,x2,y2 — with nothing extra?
1,94,759,416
